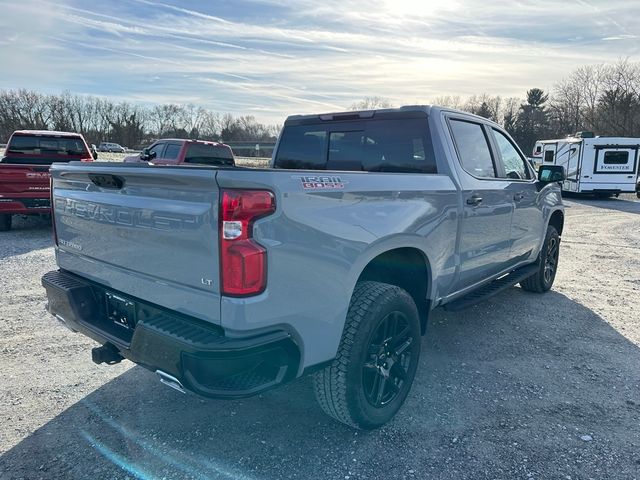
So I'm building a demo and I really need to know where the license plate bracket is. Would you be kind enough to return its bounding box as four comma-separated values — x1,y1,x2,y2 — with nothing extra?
105,292,136,329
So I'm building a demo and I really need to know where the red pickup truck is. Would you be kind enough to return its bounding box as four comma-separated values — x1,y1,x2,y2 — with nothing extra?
124,138,235,166
0,130,95,231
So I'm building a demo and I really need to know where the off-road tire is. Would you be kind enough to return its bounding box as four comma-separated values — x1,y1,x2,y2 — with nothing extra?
0,214,12,232
313,281,421,429
520,225,560,293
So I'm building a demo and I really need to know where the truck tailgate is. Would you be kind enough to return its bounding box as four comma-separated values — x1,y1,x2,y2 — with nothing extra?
0,164,51,193
51,163,222,324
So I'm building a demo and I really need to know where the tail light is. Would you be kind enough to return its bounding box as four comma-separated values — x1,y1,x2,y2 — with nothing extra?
220,189,275,296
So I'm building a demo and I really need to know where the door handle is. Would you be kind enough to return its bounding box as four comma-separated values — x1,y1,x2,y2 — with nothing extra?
513,192,525,201
466,195,483,206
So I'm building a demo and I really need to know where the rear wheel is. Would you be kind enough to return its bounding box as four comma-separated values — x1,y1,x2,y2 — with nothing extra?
313,281,421,429
0,214,12,232
520,225,560,293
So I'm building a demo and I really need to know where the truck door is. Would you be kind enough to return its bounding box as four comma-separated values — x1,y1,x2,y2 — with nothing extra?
489,128,543,263
447,118,514,289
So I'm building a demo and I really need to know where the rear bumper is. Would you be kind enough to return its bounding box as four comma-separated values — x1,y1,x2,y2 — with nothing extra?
41,270,301,398
0,197,50,214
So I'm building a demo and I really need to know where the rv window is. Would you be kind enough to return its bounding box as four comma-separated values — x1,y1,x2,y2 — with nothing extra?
544,150,555,163
603,151,629,164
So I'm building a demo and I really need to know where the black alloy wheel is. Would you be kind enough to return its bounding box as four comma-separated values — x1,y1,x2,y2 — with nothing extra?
362,311,414,408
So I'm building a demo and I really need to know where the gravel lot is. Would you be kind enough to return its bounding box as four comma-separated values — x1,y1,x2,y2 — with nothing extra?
1,193,639,480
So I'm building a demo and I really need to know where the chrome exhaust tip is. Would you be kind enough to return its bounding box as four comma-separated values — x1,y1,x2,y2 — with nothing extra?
156,370,186,394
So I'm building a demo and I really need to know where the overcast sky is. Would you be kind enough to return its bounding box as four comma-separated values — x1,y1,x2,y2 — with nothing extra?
0,0,638,123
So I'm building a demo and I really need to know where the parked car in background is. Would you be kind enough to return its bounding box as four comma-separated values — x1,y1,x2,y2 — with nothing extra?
0,130,95,231
123,139,235,166
98,142,126,153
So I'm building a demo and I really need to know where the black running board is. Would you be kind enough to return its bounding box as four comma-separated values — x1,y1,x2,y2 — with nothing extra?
443,264,539,312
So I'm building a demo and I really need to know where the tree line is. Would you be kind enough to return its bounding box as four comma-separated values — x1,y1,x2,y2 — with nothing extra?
0,91,280,148
2,60,639,153
355,60,640,154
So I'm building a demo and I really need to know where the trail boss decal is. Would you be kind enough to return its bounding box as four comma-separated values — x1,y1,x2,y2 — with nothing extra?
297,175,346,190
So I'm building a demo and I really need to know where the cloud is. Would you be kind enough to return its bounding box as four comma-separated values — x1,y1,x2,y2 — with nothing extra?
0,0,638,123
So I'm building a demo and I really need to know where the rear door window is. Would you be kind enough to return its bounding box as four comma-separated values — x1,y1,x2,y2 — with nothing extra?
274,118,436,173
448,120,496,178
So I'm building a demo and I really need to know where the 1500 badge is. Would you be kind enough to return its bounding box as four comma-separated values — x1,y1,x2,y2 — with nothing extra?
298,175,346,190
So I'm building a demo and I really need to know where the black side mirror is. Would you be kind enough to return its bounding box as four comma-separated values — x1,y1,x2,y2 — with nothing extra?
91,148,98,160
538,165,565,183
140,148,156,161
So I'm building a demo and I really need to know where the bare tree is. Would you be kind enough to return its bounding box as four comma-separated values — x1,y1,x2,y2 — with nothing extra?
349,96,393,110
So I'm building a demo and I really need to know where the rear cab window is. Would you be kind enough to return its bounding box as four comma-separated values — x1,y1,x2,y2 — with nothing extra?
185,143,235,166
3,134,90,165
273,117,437,173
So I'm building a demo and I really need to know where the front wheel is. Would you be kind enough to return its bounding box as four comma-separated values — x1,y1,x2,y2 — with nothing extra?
313,281,421,429
520,225,560,293
0,214,12,231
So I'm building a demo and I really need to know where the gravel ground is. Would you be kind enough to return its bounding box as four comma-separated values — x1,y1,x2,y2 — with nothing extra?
0,194,639,480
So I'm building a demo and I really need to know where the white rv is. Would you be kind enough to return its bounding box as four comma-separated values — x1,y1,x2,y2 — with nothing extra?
533,133,639,196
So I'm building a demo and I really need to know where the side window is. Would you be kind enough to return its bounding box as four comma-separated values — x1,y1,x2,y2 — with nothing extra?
164,143,182,160
603,151,629,164
544,150,555,163
149,142,166,158
449,119,496,178
492,129,531,180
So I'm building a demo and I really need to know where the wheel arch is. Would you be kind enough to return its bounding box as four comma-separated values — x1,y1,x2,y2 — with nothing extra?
355,246,432,334
548,209,564,236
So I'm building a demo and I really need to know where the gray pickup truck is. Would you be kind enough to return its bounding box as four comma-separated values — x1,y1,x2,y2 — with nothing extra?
42,106,565,429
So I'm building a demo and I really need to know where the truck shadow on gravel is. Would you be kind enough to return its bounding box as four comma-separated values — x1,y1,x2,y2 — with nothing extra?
2,289,640,479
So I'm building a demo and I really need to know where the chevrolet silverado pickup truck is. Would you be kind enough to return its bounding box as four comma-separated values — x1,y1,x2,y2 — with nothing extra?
42,106,565,429
0,130,95,231
123,138,235,166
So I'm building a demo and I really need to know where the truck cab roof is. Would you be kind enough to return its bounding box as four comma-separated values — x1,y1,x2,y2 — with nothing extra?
284,105,500,128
